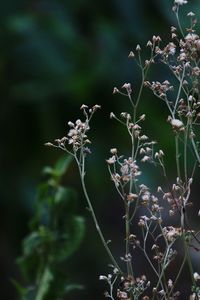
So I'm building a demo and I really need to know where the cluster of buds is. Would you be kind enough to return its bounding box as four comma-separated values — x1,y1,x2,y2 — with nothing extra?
113,83,132,96
160,177,193,216
178,32,200,62
139,141,157,163
107,151,141,186
67,118,91,149
144,80,174,98
162,226,182,242
128,234,140,248
134,275,150,297
45,104,100,153
117,275,150,300
177,97,200,123
117,289,130,299
120,158,141,182
139,184,151,206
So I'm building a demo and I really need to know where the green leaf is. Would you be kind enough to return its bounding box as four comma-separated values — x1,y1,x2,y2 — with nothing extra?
35,267,54,300
64,283,84,293
54,186,76,206
53,155,73,177
11,279,28,298
22,231,41,256
53,216,85,262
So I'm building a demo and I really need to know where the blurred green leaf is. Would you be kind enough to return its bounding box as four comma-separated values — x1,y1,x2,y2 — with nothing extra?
11,279,28,299
64,283,84,293
35,267,54,300
17,155,85,299
53,216,85,263
53,155,73,177
22,231,41,257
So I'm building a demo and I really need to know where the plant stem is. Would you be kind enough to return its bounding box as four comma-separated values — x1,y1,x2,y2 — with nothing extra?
175,135,181,180
125,202,133,278
75,155,122,274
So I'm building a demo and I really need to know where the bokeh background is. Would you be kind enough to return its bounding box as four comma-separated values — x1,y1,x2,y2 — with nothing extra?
1,0,200,299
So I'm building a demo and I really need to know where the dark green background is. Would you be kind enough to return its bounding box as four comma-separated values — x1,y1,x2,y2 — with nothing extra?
1,0,199,299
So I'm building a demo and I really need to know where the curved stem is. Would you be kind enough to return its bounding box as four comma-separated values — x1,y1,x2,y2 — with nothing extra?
75,155,122,274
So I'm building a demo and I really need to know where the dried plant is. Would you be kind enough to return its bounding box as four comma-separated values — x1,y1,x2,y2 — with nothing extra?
46,1,200,299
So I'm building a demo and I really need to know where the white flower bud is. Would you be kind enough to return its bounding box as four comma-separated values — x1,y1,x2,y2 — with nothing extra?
110,148,117,154
174,0,188,5
99,275,107,281
128,51,135,58
171,119,184,129
136,44,141,51
193,272,200,281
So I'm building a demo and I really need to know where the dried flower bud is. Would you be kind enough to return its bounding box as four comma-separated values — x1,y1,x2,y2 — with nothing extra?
44,142,54,147
127,193,138,201
158,290,165,296
136,44,141,51
189,131,195,138
146,40,153,47
99,275,107,281
141,155,150,162
159,150,164,156
187,12,195,17
117,290,128,299
140,135,148,141
188,95,194,102
140,148,146,155
80,104,88,110
171,118,184,129
171,26,177,32
110,112,116,120
174,0,188,5
128,51,135,58
68,121,74,127
113,87,119,94
152,288,157,294
140,114,145,121
168,279,173,288
172,33,177,39
193,272,200,281
92,105,101,111
106,156,116,164
122,83,132,94
157,186,163,193
146,147,152,153
110,148,117,154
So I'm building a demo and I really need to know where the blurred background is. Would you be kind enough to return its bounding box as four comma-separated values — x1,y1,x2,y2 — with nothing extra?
1,0,199,299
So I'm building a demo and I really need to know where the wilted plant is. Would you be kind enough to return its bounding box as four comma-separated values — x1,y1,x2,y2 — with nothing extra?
46,1,200,299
